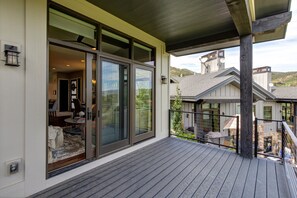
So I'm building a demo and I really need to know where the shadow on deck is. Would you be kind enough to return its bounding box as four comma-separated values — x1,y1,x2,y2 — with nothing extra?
31,137,291,198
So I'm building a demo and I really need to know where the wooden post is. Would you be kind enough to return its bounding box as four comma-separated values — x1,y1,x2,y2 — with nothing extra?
240,34,253,158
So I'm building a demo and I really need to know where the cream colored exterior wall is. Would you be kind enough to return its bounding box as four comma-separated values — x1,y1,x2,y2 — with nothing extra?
0,0,26,195
0,0,169,197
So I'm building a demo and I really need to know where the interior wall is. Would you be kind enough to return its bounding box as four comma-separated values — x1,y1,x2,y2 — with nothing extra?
0,0,25,196
48,72,58,100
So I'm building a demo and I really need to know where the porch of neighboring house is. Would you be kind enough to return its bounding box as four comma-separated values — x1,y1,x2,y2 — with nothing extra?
31,137,291,198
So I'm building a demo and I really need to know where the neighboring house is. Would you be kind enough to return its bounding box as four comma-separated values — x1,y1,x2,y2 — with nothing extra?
170,52,297,135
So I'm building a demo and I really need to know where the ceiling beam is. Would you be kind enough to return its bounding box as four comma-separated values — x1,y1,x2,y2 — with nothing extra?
225,0,252,36
166,30,239,55
252,12,292,35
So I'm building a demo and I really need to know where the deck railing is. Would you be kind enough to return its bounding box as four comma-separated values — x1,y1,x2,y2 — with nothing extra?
282,121,297,197
254,118,297,197
169,109,239,153
254,118,297,165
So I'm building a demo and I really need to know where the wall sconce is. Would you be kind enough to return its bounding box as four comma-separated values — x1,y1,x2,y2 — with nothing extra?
161,75,167,84
4,44,20,66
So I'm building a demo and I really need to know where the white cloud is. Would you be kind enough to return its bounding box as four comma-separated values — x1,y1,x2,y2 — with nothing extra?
170,1,297,73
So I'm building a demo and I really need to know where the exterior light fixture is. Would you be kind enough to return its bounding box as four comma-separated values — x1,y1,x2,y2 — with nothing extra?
4,44,20,66
161,75,167,84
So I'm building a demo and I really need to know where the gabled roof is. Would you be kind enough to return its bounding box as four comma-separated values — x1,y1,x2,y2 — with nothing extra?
87,0,291,56
272,87,297,102
170,67,275,102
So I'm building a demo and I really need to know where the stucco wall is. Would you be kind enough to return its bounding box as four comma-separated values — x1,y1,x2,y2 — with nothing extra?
0,0,26,195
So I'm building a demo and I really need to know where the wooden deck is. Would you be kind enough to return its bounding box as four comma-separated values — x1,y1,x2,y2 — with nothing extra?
32,138,291,198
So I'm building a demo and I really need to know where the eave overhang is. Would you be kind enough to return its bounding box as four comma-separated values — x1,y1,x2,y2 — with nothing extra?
87,0,291,56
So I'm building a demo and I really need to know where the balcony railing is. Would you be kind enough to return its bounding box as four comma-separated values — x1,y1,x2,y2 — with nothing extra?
254,118,297,197
169,109,239,153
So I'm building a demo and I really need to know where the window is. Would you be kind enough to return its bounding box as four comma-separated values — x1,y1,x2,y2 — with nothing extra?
135,68,153,135
133,42,155,65
48,8,97,50
201,103,220,132
264,106,272,120
102,29,130,58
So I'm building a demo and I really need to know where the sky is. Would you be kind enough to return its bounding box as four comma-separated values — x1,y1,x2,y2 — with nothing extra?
170,1,297,73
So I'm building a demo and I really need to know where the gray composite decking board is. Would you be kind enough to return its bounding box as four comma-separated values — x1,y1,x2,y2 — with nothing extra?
31,138,292,198
242,158,259,198
68,138,195,198
230,157,251,198
267,160,279,198
204,154,238,198
143,146,214,198
88,141,200,198
52,140,178,198
124,144,209,198
33,138,171,198
275,162,290,198
161,148,220,198
179,150,227,197
217,154,244,198
124,144,210,198
255,159,267,198
192,152,232,198
166,148,220,198
107,146,211,197
79,140,198,198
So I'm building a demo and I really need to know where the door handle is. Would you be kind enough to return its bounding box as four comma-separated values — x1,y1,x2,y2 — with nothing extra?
87,107,92,120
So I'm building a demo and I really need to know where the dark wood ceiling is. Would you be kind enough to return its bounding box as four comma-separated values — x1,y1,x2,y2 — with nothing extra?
87,0,291,56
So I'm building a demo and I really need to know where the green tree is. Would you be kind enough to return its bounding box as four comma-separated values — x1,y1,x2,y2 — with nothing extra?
171,86,183,133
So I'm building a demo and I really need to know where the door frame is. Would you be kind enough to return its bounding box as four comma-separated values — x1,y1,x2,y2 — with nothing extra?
99,57,130,155
131,64,155,144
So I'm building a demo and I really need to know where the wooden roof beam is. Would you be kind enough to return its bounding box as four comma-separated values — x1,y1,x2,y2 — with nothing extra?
252,12,292,35
225,0,252,36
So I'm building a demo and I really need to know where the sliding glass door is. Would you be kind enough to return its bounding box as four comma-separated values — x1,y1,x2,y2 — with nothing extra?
133,66,155,143
47,44,96,173
100,59,129,154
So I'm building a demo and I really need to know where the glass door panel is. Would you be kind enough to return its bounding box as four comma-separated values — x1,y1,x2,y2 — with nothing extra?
47,44,96,174
133,67,154,143
100,60,129,153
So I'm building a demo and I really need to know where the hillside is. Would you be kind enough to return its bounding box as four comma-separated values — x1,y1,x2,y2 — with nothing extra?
272,71,297,87
170,66,196,77
170,66,297,87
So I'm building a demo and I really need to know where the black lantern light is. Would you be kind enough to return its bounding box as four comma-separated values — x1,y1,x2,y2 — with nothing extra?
4,44,20,66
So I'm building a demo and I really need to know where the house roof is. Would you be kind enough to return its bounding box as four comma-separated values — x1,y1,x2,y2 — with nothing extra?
170,67,275,102
272,87,297,101
87,0,291,56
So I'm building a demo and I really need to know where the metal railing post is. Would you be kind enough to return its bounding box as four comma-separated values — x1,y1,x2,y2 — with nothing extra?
254,118,258,157
236,115,239,154
169,110,171,137
281,122,285,163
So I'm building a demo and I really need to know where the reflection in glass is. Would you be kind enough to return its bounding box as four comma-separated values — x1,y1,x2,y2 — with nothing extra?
135,69,152,135
48,8,97,50
102,29,130,58
101,61,128,145
133,43,155,66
